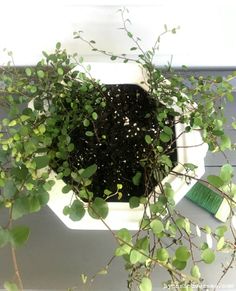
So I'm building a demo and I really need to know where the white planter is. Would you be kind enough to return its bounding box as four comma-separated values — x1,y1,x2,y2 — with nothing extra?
45,63,208,230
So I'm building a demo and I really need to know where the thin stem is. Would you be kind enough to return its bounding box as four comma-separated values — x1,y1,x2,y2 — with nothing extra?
170,170,236,204
96,210,200,283
11,246,24,291
214,249,236,291
9,209,24,291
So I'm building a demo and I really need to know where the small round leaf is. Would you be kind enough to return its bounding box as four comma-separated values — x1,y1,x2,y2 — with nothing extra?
156,248,169,261
129,196,140,209
9,225,30,248
139,277,152,291
172,259,187,270
116,228,132,243
191,265,201,279
201,248,215,264
150,219,164,234
130,249,143,264
88,197,108,219
175,246,191,262
69,200,85,221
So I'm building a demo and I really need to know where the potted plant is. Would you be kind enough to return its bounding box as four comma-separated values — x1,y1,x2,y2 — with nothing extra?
0,8,235,291
40,60,207,231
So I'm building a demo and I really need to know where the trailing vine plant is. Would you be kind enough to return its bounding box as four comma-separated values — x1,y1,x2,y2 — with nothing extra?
0,8,236,291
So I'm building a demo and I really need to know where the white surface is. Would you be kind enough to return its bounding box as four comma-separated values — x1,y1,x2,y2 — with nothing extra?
45,62,208,230
0,0,236,67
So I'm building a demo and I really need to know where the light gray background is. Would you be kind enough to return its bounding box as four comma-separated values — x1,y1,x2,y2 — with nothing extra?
0,70,236,290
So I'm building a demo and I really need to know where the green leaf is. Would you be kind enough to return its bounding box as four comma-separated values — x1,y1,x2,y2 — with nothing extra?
0,148,8,163
117,184,123,190
116,228,132,243
83,119,90,127
25,68,32,77
130,249,143,264
28,196,41,213
184,163,197,171
34,155,50,169
215,225,227,237
110,56,117,61
43,180,55,191
115,244,131,256
132,171,142,186
12,197,30,219
232,121,236,129
220,135,231,150
24,141,37,154
9,225,30,248
37,70,45,78
30,85,37,93
156,248,169,261
3,180,17,199
160,132,171,143
217,237,225,250
145,135,152,144
4,282,19,291
0,228,9,247
38,124,46,134
85,131,94,137
56,42,61,49
85,104,93,113
226,93,234,102
135,236,149,252
163,126,173,136
96,267,108,275
204,225,211,234
172,259,186,270
127,31,133,38
150,219,164,234
207,175,224,188
81,164,97,179
220,164,234,183
139,277,152,291
88,197,108,219
140,219,150,230
11,165,28,181
62,184,72,194
175,246,191,262
8,119,17,127
191,265,201,279
92,112,98,120
176,218,191,234
69,200,85,221
150,201,164,214
104,189,112,196
176,218,186,229
63,206,70,216
201,248,215,264
215,76,223,83
68,143,75,152
37,189,49,206
57,68,64,75
129,196,140,209
171,28,177,34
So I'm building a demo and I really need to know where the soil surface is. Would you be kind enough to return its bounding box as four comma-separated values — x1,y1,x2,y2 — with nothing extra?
54,84,177,202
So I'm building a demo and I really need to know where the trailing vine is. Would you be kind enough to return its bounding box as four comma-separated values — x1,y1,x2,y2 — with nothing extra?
0,8,235,291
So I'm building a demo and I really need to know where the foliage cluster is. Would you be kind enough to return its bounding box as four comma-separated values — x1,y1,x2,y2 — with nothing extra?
0,8,235,291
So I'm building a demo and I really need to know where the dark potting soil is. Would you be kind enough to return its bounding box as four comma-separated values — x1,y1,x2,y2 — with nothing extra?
55,84,177,202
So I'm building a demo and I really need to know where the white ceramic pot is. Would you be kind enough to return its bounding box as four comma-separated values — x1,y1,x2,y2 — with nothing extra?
44,63,208,230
